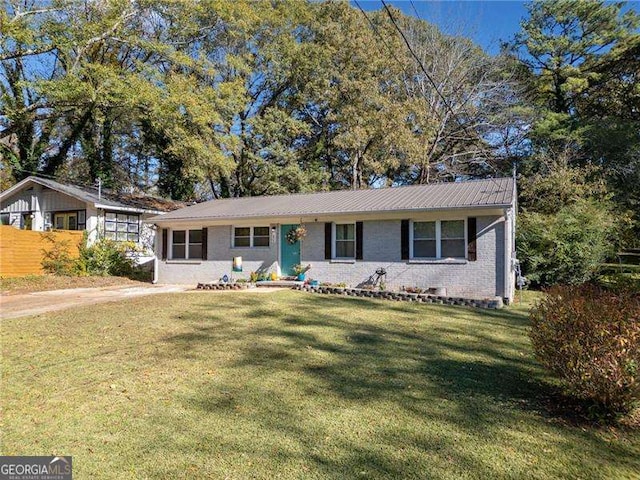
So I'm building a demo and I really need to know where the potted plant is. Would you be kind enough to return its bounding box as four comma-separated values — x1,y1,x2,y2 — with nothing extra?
286,225,307,244
292,264,309,281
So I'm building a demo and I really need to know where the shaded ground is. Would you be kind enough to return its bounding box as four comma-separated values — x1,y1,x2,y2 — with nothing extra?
1,291,638,479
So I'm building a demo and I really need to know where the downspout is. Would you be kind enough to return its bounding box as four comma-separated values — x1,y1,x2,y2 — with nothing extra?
152,224,159,284
510,176,518,303
504,208,512,304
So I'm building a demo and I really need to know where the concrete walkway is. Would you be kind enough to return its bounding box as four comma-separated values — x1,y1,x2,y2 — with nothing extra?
0,284,190,320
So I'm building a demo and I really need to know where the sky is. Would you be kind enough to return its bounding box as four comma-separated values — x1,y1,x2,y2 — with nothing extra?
357,1,639,55
357,1,529,54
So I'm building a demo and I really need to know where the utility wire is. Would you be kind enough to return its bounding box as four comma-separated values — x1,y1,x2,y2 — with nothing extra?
408,0,422,22
379,0,469,136
379,0,498,175
3,165,104,191
352,0,441,120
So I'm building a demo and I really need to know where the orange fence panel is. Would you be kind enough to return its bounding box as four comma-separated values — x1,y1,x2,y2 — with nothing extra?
0,226,83,278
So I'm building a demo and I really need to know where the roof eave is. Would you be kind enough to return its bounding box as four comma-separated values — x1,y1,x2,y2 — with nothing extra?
94,203,166,215
0,177,37,201
146,203,514,225
0,176,100,207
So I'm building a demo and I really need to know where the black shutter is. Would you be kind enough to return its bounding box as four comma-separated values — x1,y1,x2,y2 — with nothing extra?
201,227,208,260
161,228,168,260
355,221,363,260
324,223,332,260
401,220,409,260
468,217,477,261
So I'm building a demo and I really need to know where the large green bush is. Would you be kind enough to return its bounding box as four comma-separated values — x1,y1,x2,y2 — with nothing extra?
529,284,640,415
77,237,137,276
517,199,618,286
41,233,138,277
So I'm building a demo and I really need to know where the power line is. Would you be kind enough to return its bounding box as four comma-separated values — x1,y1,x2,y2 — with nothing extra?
379,0,467,134
379,0,497,171
409,0,422,22
356,1,499,179
352,0,441,120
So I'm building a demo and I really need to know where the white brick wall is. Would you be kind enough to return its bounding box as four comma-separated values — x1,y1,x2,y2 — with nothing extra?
156,215,509,300
301,217,505,299
157,225,279,284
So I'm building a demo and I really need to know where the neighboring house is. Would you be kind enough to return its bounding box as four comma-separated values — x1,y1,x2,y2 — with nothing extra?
0,176,185,260
148,177,517,302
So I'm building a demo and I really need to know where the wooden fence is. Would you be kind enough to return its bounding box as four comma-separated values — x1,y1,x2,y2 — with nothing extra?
0,226,83,278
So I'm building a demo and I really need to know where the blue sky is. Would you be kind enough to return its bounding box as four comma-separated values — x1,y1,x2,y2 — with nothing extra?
357,1,529,54
356,1,639,55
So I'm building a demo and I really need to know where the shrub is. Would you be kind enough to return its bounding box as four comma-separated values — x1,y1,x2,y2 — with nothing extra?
41,233,78,275
517,199,618,287
77,236,137,277
529,284,640,415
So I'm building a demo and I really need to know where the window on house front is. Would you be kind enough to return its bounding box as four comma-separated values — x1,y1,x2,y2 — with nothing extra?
412,220,466,259
171,229,203,259
233,226,270,248
413,221,436,258
334,223,355,259
54,212,76,230
441,220,465,258
52,210,86,231
253,226,270,247
0,213,9,225
104,212,139,241
188,230,203,258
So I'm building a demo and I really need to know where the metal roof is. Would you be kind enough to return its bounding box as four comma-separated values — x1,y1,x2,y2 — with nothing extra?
150,177,515,223
0,176,187,213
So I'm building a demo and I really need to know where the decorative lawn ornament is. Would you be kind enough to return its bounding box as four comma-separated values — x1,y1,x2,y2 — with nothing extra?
286,225,307,244
233,256,243,272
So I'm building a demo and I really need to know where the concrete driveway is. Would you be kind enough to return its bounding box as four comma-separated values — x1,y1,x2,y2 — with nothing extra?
0,284,189,320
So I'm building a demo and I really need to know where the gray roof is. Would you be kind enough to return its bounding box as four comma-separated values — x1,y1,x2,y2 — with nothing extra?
1,176,187,213
150,177,515,223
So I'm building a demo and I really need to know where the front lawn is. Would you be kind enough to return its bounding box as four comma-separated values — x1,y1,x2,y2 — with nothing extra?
1,291,638,479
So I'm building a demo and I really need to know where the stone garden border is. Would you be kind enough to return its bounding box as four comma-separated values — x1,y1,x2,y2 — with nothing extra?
293,284,504,309
196,281,504,309
197,282,253,291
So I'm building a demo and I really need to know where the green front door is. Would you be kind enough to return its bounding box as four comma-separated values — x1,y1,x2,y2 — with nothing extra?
280,224,301,276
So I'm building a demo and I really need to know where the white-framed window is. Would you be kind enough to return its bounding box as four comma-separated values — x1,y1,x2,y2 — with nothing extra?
333,223,356,259
172,229,202,259
232,226,270,248
440,220,466,258
104,211,139,241
410,219,466,259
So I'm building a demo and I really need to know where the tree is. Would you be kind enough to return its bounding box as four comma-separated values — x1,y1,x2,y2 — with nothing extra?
397,14,527,183
296,3,414,190
512,0,639,116
509,0,640,245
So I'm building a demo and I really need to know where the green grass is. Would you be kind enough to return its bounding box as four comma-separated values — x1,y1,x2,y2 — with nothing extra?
1,291,638,479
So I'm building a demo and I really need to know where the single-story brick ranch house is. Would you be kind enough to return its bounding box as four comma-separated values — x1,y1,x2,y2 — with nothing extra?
0,176,184,260
148,177,517,303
